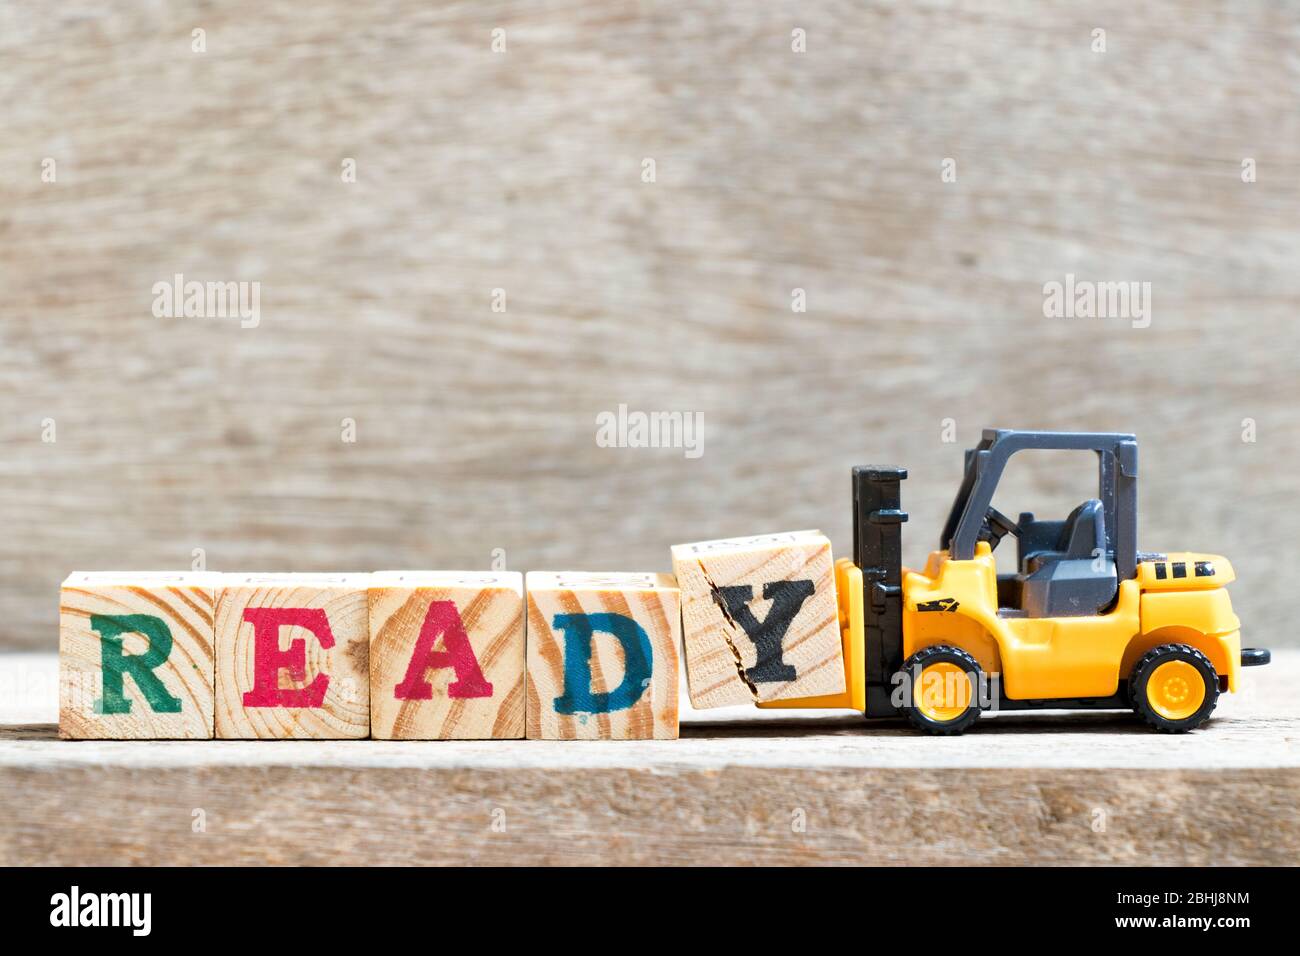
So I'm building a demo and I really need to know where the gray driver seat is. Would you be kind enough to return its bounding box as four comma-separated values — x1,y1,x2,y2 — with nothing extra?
1019,499,1118,617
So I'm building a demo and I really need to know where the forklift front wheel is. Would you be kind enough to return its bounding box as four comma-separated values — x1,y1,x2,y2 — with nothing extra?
898,645,984,735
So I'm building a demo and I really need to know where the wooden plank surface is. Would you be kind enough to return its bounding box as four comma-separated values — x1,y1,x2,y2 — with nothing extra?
2,652,1295,865
2,0,1300,658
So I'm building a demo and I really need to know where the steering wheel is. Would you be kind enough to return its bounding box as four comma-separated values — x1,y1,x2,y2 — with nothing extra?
979,506,1021,551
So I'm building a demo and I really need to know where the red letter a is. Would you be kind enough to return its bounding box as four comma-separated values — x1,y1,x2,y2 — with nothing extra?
393,600,493,700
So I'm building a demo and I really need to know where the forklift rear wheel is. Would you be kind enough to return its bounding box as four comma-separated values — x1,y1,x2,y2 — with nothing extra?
1128,643,1219,733
899,645,983,735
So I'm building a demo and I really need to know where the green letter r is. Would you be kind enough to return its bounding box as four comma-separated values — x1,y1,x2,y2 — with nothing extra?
89,613,183,714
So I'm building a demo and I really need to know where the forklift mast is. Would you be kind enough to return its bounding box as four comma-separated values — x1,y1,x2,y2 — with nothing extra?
853,466,908,717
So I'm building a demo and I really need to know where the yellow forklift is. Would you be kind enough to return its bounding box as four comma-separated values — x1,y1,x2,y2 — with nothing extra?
774,429,1269,733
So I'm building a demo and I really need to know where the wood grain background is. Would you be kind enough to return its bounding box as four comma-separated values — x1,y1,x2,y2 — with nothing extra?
2,1,1298,652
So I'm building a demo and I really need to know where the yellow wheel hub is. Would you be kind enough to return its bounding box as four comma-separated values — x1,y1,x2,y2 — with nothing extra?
914,661,973,722
1146,660,1206,721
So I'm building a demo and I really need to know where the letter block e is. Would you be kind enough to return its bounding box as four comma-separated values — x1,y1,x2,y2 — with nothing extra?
215,574,370,738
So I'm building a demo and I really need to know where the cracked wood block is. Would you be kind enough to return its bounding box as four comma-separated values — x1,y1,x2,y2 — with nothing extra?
525,572,680,740
215,574,370,739
369,571,525,739
59,572,220,739
671,531,844,708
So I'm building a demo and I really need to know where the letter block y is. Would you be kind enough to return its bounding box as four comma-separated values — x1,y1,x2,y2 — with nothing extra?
671,530,844,708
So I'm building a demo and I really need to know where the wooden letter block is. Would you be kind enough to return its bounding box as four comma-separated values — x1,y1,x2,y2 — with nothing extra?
369,571,525,739
671,530,844,708
59,572,218,739
525,572,680,740
215,573,370,739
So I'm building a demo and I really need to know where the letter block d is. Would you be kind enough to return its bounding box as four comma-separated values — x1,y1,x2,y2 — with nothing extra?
215,574,370,738
59,572,220,739
525,572,680,740
671,530,844,708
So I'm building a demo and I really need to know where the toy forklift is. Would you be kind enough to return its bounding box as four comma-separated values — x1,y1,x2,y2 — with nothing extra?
774,429,1270,734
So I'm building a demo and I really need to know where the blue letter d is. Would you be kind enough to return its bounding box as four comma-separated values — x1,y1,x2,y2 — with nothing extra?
552,612,652,715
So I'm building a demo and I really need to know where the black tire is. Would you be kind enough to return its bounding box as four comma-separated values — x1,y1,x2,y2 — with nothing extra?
1128,643,1219,733
897,644,984,735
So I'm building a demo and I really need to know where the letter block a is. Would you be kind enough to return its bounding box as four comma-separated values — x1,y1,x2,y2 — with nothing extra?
525,572,680,740
59,572,221,739
368,571,525,739
214,574,370,739
671,530,844,708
